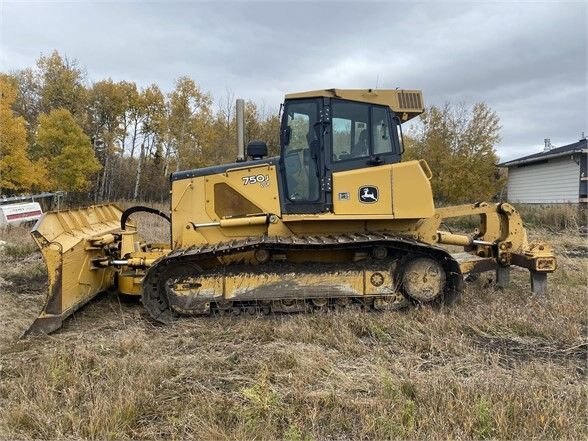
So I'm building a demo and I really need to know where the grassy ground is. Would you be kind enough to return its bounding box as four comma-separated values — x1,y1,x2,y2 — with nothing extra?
0,220,586,440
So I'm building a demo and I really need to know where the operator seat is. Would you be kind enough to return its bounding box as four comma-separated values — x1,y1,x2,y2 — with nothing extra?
352,129,369,157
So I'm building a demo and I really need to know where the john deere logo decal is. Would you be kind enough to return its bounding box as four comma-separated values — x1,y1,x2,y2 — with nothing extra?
359,186,378,203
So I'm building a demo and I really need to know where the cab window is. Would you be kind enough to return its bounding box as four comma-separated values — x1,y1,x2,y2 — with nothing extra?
371,106,393,154
331,101,370,161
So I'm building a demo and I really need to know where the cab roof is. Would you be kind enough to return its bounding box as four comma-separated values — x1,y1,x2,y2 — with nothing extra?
285,88,425,122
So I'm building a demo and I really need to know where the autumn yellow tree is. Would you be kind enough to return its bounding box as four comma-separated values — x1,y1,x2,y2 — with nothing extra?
37,51,87,119
243,101,280,157
35,109,101,192
133,84,166,200
3,52,316,201
86,79,127,199
406,102,503,203
167,77,214,171
0,76,43,194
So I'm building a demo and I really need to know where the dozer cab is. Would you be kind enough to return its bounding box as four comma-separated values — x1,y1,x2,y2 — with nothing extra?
27,88,556,334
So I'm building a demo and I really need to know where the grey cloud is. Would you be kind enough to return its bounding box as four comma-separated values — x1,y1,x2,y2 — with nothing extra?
1,1,586,161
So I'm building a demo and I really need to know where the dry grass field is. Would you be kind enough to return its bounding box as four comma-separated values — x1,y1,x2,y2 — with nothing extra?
0,212,586,440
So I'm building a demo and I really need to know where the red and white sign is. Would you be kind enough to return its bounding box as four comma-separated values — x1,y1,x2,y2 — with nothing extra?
0,202,44,226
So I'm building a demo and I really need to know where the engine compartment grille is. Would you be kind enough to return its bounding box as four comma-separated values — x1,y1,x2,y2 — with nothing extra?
398,92,423,110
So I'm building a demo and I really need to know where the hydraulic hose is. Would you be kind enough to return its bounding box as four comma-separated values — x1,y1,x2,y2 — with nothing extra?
120,205,171,230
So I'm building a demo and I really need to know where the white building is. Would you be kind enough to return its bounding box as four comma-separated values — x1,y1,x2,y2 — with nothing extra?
500,137,587,204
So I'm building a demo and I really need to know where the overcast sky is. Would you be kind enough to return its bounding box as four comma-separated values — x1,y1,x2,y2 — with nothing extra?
1,0,586,161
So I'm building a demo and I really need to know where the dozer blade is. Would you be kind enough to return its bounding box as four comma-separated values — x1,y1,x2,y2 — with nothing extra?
25,204,124,335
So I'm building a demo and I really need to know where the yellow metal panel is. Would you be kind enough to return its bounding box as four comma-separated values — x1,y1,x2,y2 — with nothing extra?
333,165,393,215
176,274,224,300
224,271,365,299
171,267,398,301
285,89,424,122
205,164,280,220
171,163,280,247
332,161,434,218
283,220,367,235
118,273,143,296
364,269,395,295
171,177,209,247
391,161,435,219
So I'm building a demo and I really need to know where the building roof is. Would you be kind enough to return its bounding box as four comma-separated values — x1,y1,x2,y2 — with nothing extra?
499,138,587,167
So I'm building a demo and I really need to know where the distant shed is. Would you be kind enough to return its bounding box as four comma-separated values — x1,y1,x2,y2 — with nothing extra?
499,137,587,203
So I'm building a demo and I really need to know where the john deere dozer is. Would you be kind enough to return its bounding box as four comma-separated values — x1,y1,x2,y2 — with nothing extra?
27,89,556,334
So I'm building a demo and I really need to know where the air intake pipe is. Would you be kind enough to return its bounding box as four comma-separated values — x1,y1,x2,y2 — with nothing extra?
236,98,245,162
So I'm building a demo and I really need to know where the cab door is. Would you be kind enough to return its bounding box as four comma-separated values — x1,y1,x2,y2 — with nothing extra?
279,99,328,214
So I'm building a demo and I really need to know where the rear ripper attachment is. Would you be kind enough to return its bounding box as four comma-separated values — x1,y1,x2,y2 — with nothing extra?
430,202,557,295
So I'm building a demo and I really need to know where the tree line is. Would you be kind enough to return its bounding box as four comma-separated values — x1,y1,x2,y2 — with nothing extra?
405,102,504,204
1,51,280,202
1,50,503,204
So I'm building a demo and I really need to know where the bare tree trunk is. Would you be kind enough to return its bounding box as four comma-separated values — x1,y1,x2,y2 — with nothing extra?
163,137,172,177
129,119,139,159
176,120,185,172
222,89,234,164
133,142,145,201
93,134,101,202
146,135,155,158
120,117,128,156
127,122,140,199
107,157,115,200
100,152,109,200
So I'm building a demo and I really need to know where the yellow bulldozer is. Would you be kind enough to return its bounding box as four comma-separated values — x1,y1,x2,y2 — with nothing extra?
27,89,556,334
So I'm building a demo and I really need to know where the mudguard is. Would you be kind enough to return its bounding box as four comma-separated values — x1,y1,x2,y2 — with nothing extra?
25,205,123,335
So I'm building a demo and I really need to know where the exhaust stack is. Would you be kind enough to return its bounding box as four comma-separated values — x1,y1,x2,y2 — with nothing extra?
236,98,245,161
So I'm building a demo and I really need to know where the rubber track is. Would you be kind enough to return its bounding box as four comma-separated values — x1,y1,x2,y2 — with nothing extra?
142,233,463,323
